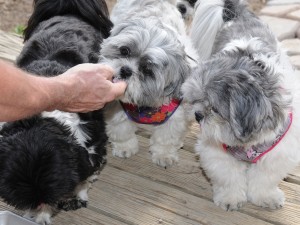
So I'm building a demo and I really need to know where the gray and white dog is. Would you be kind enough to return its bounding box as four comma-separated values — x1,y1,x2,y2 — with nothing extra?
101,0,198,167
182,0,300,210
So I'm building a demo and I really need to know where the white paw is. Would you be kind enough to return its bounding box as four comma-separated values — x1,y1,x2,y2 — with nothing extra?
87,175,98,183
35,212,51,225
213,188,247,211
77,188,89,201
248,188,285,209
111,137,139,158
150,145,179,168
74,181,91,202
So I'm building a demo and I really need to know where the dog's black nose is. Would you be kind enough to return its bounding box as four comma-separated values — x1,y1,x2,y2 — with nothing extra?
178,4,187,15
120,66,133,79
195,112,204,123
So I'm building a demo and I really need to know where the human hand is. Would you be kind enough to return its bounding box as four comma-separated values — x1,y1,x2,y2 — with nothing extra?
51,63,127,112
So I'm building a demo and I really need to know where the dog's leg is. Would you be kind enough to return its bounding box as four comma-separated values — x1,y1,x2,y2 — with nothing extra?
246,151,298,209
196,141,248,211
57,185,89,211
150,105,187,168
24,205,53,225
58,173,101,211
106,103,139,158
35,210,52,225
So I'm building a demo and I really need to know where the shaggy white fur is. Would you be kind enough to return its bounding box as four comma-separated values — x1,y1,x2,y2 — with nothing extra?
102,0,198,167
183,0,300,210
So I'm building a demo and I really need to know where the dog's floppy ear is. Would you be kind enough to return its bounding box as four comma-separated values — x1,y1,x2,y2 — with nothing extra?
228,74,274,142
165,52,191,98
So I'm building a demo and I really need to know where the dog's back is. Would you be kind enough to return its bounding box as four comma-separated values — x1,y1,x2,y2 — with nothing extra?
17,0,113,75
24,0,112,41
190,0,277,60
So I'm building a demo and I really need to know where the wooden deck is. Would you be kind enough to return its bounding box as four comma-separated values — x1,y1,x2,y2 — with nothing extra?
0,31,300,225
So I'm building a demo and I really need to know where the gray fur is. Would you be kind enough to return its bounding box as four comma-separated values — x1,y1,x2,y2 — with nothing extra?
183,0,291,145
100,0,192,107
17,16,103,76
212,3,277,55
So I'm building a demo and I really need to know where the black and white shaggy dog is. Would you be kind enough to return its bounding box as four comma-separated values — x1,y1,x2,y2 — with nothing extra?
0,0,112,224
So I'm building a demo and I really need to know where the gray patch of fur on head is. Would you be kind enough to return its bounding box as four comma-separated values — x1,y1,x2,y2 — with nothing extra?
182,52,291,145
100,17,190,107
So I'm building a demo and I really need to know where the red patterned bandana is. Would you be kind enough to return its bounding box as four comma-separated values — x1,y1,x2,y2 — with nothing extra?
120,99,181,125
223,113,293,163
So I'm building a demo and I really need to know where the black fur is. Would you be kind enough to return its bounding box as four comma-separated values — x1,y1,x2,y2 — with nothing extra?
24,0,112,41
0,116,106,210
0,0,111,219
223,0,237,22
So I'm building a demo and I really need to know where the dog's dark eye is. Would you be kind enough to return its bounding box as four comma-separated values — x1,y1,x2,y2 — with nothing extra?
255,60,266,70
143,67,153,77
139,59,154,77
120,46,131,56
211,107,219,114
187,0,197,7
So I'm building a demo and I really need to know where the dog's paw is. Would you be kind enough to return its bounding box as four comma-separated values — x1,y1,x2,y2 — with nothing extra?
213,189,247,211
150,145,179,168
248,188,285,209
58,198,88,211
35,212,52,225
111,137,139,158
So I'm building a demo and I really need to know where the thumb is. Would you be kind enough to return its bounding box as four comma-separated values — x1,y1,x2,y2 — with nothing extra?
110,81,127,98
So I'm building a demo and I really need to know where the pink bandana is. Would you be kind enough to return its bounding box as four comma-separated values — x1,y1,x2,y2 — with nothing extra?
120,99,181,125
223,113,293,163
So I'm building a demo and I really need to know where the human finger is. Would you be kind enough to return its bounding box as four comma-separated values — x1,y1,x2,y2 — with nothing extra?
110,81,127,99
95,64,115,80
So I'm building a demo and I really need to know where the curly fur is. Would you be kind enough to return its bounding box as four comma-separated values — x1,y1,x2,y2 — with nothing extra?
183,0,300,211
0,0,111,224
101,0,198,168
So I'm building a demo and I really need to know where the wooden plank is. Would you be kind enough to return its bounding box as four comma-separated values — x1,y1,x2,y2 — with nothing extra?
89,183,201,225
107,141,209,199
285,166,300,185
0,199,128,225
136,123,199,154
241,202,300,225
0,30,23,62
92,166,272,225
107,138,300,225
52,208,129,225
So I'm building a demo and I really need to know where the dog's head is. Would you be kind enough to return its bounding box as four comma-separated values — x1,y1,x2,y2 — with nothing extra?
177,0,197,21
100,19,191,107
182,53,290,146
0,118,93,210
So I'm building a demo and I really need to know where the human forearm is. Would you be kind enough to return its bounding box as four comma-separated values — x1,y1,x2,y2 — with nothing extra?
0,61,63,121
0,61,127,121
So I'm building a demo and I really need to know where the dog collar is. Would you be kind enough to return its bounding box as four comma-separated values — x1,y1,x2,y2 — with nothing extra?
223,113,293,163
120,98,181,125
